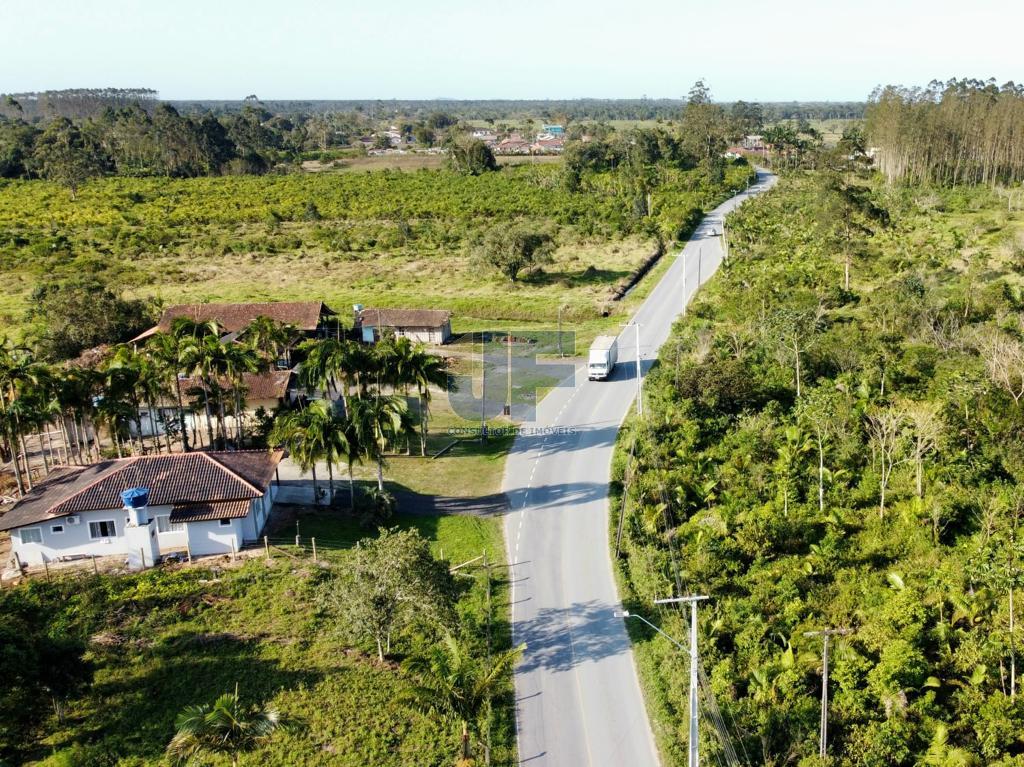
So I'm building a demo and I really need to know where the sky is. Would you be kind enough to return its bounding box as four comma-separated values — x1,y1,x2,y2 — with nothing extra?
1,0,1020,102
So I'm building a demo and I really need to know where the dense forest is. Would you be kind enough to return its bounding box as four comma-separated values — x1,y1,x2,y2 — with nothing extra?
615,160,1024,765
867,78,1024,186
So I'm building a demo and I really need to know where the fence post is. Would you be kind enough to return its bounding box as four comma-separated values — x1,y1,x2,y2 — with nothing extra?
264,535,270,560
312,537,318,562
140,548,146,569
186,540,193,564
92,555,98,575
44,559,50,582
295,534,301,549
230,539,237,562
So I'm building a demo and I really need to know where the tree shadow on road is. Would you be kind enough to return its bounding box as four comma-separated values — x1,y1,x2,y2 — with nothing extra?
516,598,631,674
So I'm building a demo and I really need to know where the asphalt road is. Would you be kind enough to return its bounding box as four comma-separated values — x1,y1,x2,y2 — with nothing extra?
502,169,777,767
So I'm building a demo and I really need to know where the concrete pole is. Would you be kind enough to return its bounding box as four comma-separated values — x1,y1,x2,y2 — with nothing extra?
804,628,852,759
653,595,709,767
480,333,487,443
689,599,699,767
820,633,830,758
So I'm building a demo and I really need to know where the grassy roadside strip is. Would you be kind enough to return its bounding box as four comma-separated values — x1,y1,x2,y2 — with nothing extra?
609,420,689,767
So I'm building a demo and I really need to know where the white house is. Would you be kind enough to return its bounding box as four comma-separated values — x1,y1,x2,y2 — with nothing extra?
0,450,283,569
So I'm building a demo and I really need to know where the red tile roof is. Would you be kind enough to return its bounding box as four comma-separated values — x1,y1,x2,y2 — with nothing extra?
0,450,283,531
170,500,252,523
134,301,334,341
178,370,293,401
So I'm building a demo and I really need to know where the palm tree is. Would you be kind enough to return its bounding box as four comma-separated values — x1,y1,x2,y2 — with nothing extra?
200,335,233,446
297,337,364,409
243,315,295,368
348,394,415,492
0,338,51,494
407,348,452,456
166,686,283,767
146,331,192,452
221,341,261,445
103,346,149,455
403,634,524,764
269,401,348,506
52,365,101,464
334,413,362,512
173,318,222,448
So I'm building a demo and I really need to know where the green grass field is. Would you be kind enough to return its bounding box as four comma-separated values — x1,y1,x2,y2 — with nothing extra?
17,511,512,767
0,162,753,343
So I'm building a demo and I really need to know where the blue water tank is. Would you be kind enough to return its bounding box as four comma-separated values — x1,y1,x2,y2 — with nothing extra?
121,487,150,509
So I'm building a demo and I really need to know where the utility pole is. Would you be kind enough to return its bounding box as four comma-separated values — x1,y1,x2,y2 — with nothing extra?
804,628,853,759
505,332,513,417
656,595,709,767
557,305,564,357
480,333,487,443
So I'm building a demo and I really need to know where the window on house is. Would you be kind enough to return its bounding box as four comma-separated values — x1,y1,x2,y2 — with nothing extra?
89,520,116,539
20,528,42,544
219,518,232,527
51,525,64,534
156,515,184,534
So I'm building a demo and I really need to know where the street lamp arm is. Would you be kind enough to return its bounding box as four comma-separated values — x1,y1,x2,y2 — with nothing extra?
616,611,687,653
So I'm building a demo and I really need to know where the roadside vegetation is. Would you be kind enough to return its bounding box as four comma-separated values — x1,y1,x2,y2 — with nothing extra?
0,511,513,767
613,96,1024,766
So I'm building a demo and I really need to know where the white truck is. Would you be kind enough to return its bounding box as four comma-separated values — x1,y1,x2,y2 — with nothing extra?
588,335,619,380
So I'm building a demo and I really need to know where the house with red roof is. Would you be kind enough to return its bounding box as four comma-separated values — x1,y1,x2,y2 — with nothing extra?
0,450,283,569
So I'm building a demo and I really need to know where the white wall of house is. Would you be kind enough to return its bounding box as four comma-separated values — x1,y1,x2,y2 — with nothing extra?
152,511,189,553
11,481,280,567
134,401,280,439
10,505,175,566
241,492,274,542
366,322,451,345
186,517,242,556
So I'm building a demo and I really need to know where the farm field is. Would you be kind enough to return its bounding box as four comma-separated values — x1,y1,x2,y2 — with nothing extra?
0,162,754,346
8,511,512,767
